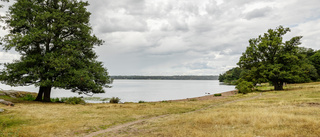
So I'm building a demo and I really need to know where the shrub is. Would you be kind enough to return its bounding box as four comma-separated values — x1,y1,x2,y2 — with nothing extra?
236,79,254,94
109,97,121,103
51,98,61,102
60,97,67,102
64,97,86,105
214,93,222,96
138,100,145,103
20,94,36,101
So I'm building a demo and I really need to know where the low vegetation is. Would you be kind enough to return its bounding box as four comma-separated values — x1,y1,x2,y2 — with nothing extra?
213,93,222,96
235,79,254,94
138,100,145,103
0,91,89,105
109,97,121,104
1,82,319,136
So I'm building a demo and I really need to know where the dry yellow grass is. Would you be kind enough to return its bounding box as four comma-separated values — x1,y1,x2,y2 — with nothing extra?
0,94,235,137
1,82,319,137
101,82,320,137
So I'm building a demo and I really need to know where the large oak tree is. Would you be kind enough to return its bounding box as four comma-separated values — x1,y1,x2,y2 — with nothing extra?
0,0,112,102
238,26,312,90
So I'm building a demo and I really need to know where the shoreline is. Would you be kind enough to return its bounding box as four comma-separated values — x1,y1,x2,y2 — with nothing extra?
0,89,238,103
169,90,238,102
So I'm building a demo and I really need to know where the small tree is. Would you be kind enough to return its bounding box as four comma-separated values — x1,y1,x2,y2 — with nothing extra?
235,79,253,94
238,26,308,90
0,0,112,102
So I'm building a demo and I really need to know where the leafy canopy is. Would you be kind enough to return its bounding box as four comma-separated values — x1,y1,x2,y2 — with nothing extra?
309,51,320,80
0,0,111,95
238,26,311,90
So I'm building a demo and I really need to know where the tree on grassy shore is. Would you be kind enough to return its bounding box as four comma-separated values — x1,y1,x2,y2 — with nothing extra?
238,26,313,90
0,0,112,102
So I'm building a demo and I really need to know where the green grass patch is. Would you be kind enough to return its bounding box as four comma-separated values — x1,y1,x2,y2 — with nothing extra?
0,116,25,129
214,93,222,96
20,94,36,101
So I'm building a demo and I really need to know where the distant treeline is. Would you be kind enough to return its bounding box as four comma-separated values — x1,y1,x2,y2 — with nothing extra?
111,75,219,80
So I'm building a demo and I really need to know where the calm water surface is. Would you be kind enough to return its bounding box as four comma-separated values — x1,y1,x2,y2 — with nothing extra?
0,80,235,102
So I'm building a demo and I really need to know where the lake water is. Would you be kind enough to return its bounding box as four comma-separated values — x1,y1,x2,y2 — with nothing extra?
0,80,235,102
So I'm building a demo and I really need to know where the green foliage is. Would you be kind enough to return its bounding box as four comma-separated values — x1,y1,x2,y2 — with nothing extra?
237,26,311,90
49,97,85,104
109,97,121,104
64,97,85,105
50,98,61,103
20,94,36,101
214,93,222,96
236,79,254,94
138,100,146,103
0,0,112,102
60,98,68,103
309,51,320,80
219,67,245,84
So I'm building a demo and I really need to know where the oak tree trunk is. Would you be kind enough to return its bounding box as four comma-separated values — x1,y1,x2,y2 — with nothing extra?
43,86,52,102
34,86,52,102
34,86,45,101
274,81,284,90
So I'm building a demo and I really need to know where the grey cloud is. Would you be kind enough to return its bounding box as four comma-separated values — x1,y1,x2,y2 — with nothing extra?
1,0,320,76
88,0,145,15
245,7,272,20
96,16,147,33
88,0,147,33
185,62,216,70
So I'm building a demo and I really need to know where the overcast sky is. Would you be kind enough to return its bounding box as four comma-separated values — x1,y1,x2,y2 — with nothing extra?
1,0,320,76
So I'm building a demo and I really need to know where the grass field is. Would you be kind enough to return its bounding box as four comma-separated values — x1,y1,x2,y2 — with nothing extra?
1,82,320,137
102,82,320,137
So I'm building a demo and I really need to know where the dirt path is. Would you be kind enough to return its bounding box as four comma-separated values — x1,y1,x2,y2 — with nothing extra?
84,93,262,137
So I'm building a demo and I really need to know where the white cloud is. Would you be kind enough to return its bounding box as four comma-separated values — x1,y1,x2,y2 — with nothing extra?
0,51,20,64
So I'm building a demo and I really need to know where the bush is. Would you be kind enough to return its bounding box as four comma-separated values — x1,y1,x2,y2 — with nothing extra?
60,97,68,102
51,98,61,102
20,94,36,101
138,100,145,103
64,97,86,105
109,97,120,103
214,93,222,96
236,79,254,94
